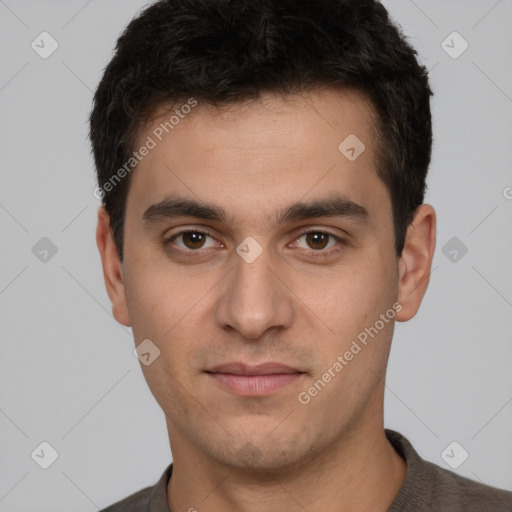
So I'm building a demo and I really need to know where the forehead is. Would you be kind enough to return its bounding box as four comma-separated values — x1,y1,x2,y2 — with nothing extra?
135,87,378,159
125,87,388,232
142,87,377,148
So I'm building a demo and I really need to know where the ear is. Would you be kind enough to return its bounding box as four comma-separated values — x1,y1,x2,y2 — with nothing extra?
96,206,132,326
396,204,436,322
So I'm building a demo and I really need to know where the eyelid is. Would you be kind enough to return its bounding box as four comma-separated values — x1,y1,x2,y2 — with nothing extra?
165,227,221,247
289,229,346,256
293,229,343,244
290,224,348,239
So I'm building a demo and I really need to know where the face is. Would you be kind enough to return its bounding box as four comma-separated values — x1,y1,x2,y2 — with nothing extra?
97,88,434,473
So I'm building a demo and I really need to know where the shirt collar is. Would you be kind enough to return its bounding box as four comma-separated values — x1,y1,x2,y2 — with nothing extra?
148,429,420,511
149,463,172,511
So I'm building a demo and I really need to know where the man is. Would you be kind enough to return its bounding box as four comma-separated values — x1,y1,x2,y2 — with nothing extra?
91,0,512,510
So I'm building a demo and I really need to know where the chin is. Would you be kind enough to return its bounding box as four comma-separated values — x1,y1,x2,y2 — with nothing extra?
203,427,315,475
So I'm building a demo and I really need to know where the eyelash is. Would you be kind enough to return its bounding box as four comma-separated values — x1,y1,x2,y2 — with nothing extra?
163,229,346,259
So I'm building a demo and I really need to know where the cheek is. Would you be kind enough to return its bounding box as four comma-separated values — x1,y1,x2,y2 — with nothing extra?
123,254,200,338
127,274,205,408
310,259,394,322
125,269,212,380
303,258,398,366
124,277,167,342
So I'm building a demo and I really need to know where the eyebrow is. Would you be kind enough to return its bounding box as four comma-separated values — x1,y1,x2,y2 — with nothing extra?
142,193,368,228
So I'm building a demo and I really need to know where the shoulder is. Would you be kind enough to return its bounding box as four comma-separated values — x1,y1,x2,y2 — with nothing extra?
99,464,172,512
100,485,153,512
386,429,512,512
421,456,512,511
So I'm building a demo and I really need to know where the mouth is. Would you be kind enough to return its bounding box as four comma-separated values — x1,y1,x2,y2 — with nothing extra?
205,362,305,396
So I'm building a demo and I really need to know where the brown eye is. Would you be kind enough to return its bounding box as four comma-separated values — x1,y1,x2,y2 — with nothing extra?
293,230,345,258
180,231,208,249
305,232,330,250
166,230,218,252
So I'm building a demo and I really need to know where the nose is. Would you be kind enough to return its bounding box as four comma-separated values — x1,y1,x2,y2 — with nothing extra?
214,242,295,340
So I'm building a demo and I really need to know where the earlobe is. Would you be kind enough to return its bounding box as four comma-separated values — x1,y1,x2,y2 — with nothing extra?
396,204,436,322
96,206,132,327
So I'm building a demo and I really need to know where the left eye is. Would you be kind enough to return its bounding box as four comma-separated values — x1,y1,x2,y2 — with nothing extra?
294,231,341,251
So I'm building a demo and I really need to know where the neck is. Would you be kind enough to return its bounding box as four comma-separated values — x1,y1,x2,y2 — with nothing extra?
167,418,406,512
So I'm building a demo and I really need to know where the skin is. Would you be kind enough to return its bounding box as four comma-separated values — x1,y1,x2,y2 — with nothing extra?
96,87,436,511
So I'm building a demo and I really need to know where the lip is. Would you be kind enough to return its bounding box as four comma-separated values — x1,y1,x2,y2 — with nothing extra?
205,362,305,397
206,362,301,376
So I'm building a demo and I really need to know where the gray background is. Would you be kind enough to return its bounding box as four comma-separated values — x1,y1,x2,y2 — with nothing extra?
0,0,511,510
